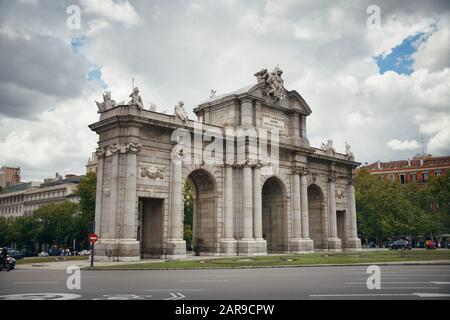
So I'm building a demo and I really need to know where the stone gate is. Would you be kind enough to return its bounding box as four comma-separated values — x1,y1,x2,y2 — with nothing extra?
89,67,361,261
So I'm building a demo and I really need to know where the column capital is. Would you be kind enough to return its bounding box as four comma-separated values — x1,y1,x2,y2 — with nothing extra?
347,175,356,185
95,147,106,159
125,142,142,154
292,166,309,175
327,172,337,183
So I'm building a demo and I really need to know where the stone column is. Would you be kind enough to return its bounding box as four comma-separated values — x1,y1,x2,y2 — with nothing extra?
289,167,313,253
166,154,186,258
300,168,314,251
241,98,253,127
346,176,361,251
238,163,257,255
291,170,302,239
253,163,267,255
327,173,342,251
119,143,141,260
221,164,237,255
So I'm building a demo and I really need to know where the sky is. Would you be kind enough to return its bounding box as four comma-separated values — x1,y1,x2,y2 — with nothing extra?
0,0,449,181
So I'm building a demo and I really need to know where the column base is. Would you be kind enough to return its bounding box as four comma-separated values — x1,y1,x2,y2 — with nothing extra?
255,239,267,256
165,239,186,259
94,239,140,262
343,237,362,251
221,239,238,256
327,238,342,252
289,238,314,253
237,239,258,256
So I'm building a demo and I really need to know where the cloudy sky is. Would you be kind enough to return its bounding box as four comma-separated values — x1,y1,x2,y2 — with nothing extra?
0,0,449,181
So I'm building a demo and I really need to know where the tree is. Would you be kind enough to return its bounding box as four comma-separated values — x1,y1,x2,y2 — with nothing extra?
76,172,97,246
183,180,194,246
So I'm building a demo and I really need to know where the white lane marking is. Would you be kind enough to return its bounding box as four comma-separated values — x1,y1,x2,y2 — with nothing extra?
356,278,408,280
13,282,58,284
430,282,450,285
144,289,204,292
164,292,185,300
414,293,450,298
0,293,81,300
346,282,430,284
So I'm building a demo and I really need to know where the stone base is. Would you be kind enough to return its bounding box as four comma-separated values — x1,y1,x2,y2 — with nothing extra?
94,239,141,262
343,237,362,251
237,239,258,256
221,239,238,256
255,239,267,256
164,239,186,259
289,238,314,253
327,237,342,252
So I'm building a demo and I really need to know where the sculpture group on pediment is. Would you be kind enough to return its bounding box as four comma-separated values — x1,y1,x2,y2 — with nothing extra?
254,66,286,103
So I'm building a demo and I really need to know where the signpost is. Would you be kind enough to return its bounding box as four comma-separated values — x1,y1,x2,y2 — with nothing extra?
89,233,98,267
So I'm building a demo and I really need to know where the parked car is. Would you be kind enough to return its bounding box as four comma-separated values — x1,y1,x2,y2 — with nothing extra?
38,251,49,257
387,240,412,250
6,249,24,260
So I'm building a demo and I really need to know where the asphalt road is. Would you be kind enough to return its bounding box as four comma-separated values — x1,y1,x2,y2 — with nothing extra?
0,265,449,300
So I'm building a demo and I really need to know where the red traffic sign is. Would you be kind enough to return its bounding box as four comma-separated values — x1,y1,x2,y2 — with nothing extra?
89,233,99,243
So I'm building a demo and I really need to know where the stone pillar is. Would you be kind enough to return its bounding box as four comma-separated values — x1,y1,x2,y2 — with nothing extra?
289,167,314,253
238,164,257,255
327,173,342,251
345,176,361,251
300,168,314,251
95,143,142,262
241,98,253,127
253,163,267,255
221,164,237,255
166,155,186,259
119,144,140,260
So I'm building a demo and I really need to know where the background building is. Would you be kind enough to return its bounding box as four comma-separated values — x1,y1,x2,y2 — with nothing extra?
0,166,21,188
361,155,450,186
0,173,82,218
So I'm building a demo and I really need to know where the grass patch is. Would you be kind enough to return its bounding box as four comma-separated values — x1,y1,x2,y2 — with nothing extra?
17,256,89,265
91,249,450,270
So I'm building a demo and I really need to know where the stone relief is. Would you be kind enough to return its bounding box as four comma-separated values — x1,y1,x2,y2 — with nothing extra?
128,87,144,111
125,143,142,154
210,89,216,98
335,189,345,199
174,101,188,122
95,91,116,113
140,164,166,180
254,66,286,103
345,141,355,161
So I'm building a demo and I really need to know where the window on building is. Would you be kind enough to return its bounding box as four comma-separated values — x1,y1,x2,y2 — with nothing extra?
388,174,394,182
423,172,429,182
400,174,406,184
435,170,441,177
411,173,417,181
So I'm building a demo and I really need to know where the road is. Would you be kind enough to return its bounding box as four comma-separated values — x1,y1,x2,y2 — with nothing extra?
0,265,449,300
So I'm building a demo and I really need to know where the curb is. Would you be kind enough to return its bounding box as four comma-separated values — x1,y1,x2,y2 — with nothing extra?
84,260,450,271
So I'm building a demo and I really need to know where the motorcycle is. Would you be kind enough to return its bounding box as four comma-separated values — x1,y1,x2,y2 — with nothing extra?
0,255,16,271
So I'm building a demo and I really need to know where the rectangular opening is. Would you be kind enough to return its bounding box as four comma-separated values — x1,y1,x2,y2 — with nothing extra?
139,198,164,259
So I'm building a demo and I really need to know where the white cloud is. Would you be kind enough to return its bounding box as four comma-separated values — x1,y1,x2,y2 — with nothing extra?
80,0,142,27
387,139,420,151
0,0,449,180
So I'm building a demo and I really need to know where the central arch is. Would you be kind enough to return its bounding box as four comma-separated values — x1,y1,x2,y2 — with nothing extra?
262,177,288,253
186,169,217,256
308,184,325,250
